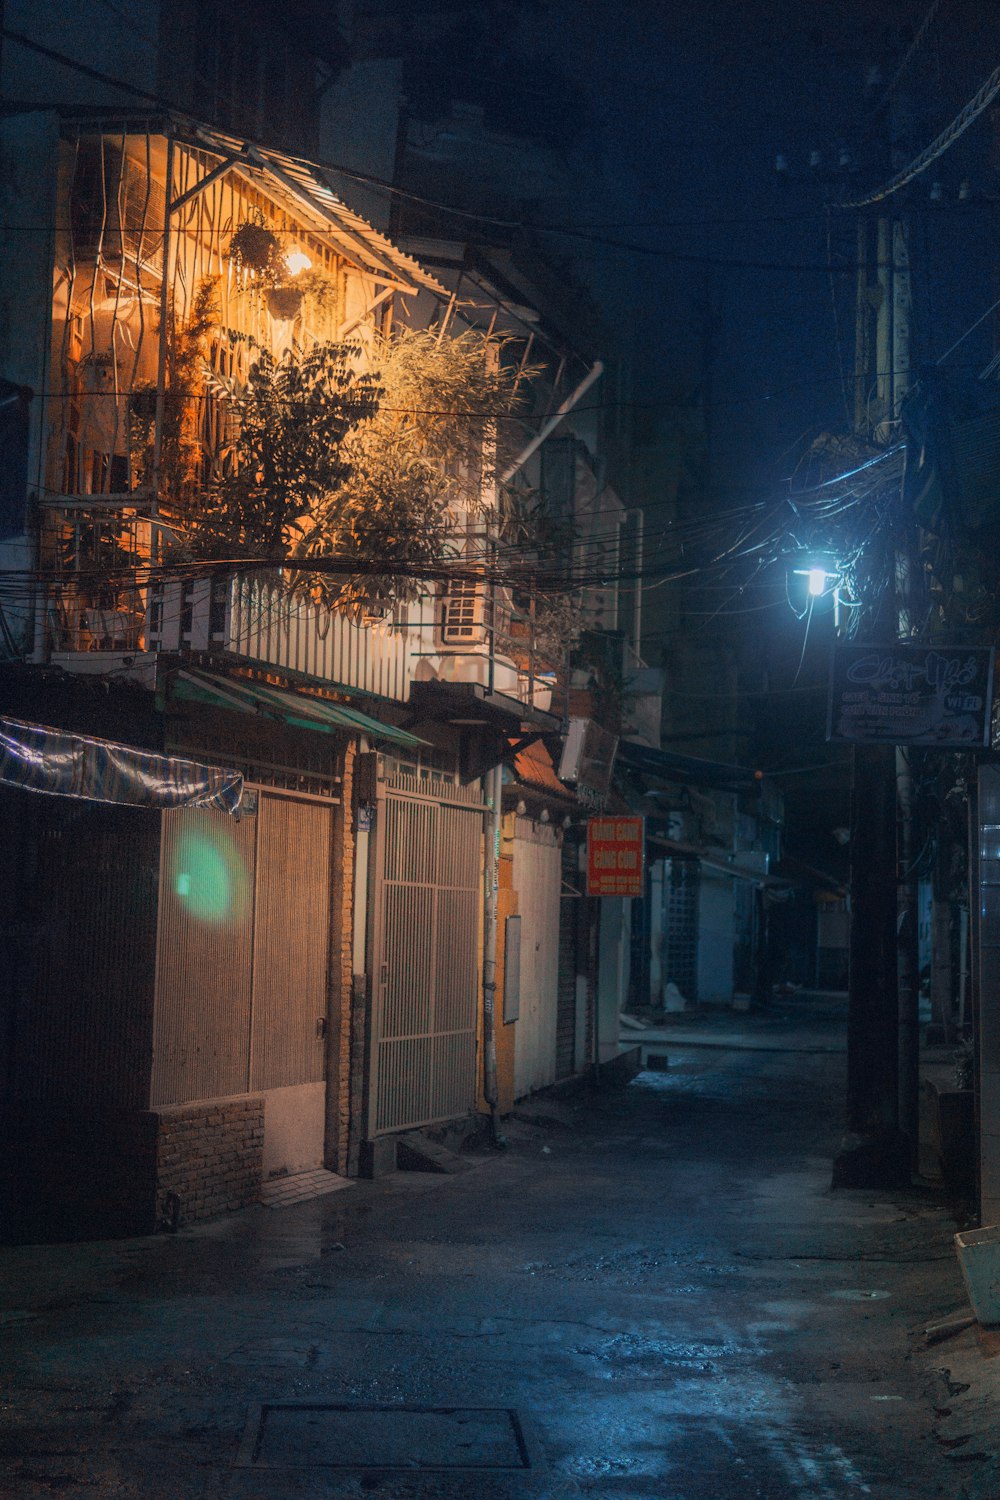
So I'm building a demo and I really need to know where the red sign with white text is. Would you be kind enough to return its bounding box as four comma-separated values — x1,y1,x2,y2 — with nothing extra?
587,816,645,897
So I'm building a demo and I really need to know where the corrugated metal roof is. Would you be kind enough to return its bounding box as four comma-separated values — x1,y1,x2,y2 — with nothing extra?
183,122,447,297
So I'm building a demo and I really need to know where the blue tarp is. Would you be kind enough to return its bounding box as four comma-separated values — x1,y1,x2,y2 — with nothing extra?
0,716,244,813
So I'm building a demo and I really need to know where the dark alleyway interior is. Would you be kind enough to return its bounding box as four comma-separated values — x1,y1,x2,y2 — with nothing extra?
2,994,996,1499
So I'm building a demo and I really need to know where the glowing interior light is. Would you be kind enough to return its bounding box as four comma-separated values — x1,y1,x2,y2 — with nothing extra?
807,567,827,596
286,251,312,277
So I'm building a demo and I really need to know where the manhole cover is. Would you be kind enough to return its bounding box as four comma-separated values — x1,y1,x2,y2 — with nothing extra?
235,1404,534,1471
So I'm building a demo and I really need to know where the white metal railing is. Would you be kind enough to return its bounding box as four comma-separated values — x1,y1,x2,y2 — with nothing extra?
41,506,414,701
42,507,563,711
225,574,415,703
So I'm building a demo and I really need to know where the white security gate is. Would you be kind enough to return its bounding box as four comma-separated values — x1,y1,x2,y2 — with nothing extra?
512,820,562,1098
368,777,484,1135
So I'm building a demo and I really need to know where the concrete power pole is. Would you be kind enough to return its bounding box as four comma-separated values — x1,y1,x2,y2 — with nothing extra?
834,55,918,1187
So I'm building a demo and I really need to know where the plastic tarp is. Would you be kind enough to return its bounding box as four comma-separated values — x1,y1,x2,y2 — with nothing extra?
0,716,244,813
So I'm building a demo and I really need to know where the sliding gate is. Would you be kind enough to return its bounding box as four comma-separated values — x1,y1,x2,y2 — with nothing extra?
368,777,484,1135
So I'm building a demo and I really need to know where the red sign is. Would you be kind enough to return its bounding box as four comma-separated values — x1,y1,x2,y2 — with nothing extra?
587,816,645,897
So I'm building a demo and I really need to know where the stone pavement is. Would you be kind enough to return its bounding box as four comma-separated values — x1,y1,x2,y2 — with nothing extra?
2,992,1000,1498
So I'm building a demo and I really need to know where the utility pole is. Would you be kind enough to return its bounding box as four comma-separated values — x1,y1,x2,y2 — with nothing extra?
888,70,921,1172
834,42,917,1188
835,738,909,1187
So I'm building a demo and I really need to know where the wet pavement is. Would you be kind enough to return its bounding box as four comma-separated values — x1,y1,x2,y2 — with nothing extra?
2,993,999,1498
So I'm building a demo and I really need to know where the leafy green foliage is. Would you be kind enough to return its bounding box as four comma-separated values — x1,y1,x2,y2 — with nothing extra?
188,341,379,560
185,324,532,618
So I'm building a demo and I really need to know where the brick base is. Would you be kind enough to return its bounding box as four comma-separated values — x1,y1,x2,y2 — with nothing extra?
154,1096,264,1228
0,1095,266,1243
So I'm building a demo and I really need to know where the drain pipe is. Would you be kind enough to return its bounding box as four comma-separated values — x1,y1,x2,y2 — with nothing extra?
500,361,604,484
483,760,504,1144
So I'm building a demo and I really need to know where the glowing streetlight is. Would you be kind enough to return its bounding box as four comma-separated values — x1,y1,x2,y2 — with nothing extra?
790,555,843,626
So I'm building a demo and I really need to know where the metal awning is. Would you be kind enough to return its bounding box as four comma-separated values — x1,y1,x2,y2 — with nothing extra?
0,716,244,814
407,678,561,732
617,739,762,792
172,669,427,748
51,107,447,297
180,121,448,296
647,833,789,889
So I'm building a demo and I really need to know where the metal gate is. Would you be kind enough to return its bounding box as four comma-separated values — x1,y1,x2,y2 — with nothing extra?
665,857,699,1001
368,776,484,1135
151,792,332,1107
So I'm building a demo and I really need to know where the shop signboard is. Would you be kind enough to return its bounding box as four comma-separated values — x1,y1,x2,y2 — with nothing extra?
827,643,994,747
587,815,645,897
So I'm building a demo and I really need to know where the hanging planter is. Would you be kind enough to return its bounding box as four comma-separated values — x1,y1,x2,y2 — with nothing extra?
267,284,304,322
228,213,284,288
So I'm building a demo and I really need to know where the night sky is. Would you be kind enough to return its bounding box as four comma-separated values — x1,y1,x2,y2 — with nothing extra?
545,0,999,492
502,0,1000,857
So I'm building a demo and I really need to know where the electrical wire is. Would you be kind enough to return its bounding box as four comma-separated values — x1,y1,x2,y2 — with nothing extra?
872,0,946,116
0,26,839,252
0,26,930,279
842,58,1000,209
935,291,1000,365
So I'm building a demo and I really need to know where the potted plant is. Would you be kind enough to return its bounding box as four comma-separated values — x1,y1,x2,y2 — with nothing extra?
228,213,284,288
266,283,304,321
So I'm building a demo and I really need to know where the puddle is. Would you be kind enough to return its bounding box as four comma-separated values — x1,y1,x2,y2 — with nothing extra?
828,1288,890,1301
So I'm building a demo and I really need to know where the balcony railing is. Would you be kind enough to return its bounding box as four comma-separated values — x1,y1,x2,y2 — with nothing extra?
41,502,576,716
42,501,152,655
40,502,418,703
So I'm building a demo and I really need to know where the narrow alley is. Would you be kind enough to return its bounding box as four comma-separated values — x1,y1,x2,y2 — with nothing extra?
1,993,994,1499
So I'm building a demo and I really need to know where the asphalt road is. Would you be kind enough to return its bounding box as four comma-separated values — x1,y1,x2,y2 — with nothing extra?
2,994,998,1498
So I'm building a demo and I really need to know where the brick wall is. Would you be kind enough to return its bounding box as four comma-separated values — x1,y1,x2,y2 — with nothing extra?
154,1096,264,1227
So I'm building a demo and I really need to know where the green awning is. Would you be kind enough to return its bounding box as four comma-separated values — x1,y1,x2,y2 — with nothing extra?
171,669,426,748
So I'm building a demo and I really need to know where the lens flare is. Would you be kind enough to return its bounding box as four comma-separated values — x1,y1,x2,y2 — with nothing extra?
172,825,250,926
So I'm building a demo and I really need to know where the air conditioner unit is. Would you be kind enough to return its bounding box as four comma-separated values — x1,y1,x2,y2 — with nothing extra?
439,577,486,645
558,717,618,796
